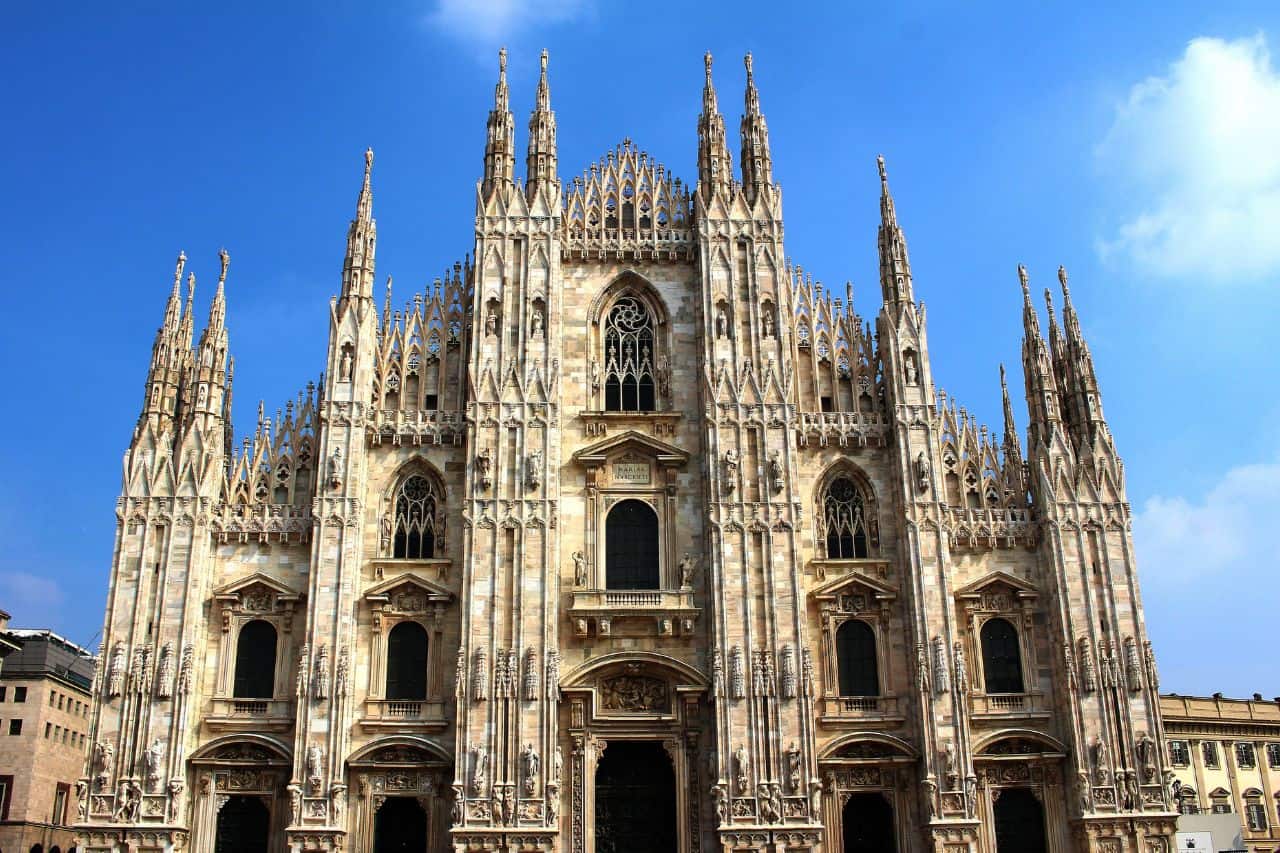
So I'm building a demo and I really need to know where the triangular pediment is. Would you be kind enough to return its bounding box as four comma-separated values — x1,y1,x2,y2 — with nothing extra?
363,572,454,605
954,570,1038,600
213,572,302,607
572,430,690,468
811,569,898,603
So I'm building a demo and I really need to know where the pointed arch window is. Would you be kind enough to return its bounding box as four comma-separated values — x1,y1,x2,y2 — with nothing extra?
836,619,879,697
233,620,277,699
393,474,442,559
385,621,429,701
819,477,870,558
980,617,1024,694
603,297,656,412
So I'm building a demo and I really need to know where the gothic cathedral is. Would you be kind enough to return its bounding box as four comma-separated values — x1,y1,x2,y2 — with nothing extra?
77,51,1178,853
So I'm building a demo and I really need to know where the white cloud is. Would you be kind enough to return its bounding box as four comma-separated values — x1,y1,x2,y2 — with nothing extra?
1096,34,1280,281
427,0,591,49
1133,459,1280,696
0,570,65,624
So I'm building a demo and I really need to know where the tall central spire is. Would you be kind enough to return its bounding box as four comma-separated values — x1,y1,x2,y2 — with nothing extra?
739,52,773,203
526,49,558,199
876,155,915,313
341,148,377,301
482,47,516,197
696,51,733,201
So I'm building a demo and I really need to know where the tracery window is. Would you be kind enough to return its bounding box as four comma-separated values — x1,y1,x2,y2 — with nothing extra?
232,620,277,699
980,617,1023,694
605,499,660,589
819,477,869,558
603,297,656,412
385,621,429,701
393,475,441,559
835,619,879,697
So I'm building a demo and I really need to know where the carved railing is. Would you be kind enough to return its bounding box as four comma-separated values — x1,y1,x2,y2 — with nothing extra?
945,507,1036,550
210,505,312,544
817,694,902,723
568,588,699,639
971,692,1046,718
360,698,448,731
367,409,466,446
794,411,889,449
207,698,294,731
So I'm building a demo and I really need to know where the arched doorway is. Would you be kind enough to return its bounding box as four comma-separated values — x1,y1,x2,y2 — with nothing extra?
595,741,677,853
373,796,428,853
993,787,1046,853
842,792,896,853
214,795,270,853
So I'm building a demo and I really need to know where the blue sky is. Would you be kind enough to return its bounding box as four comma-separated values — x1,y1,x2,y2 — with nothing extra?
2,2,1277,697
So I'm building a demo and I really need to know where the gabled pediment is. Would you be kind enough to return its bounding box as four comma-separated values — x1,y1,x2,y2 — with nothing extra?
213,572,302,606
811,569,898,604
572,430,690,468
954,570,1038,601
363,572,454,606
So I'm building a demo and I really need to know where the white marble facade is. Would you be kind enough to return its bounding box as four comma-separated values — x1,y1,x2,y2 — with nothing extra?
77,51,1177,853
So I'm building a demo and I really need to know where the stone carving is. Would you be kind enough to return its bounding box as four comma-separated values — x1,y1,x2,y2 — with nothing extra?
904,350,919,385
526,448,542,490
296,644,310,698
715,305,729,338
288,783,302,824
712,783,728,825
472,646,488,701
476,448,493,491
915,451,931,492
712,648,724,696
523,646,538,700
769,450,784,494
75,779,89,820
600,675,668,711
759,783,782,823
953,641,968,695
327,446,343,490
1093,736,1111,786
733,744,750,795
545,649,561,700
915,642,930,693
471,743,488,796
553,745,563,786
933,636,950,694
722,449,739,493
1079,637,1098,692
155,642,175,699
751,650,766,696
801,648,815,697
93,740,114,788
339,347,353,381
1136,733,1157,784
922,777,938,818
943,741,959,788
313,644,330,701
485,311,497,336
1124,636,1142,692
678,552,697,588
177,643,194,695
521,743,540,795
1143,640,1159,689
144,739,165,793
454,646,466,699
572,550,586,586
531,308,544,337
786,742,802,793
335,645,349,697
307,744,324,795
730,646,746,699
779,644,797,699
107,642,126,697
168,779,185,821
114,780,141,823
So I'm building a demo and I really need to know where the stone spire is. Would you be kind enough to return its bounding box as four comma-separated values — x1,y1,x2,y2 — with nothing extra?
739,52,773,203
1019,265,1062,451
190,250,232,427
1000,363,1026,501
1056,264,1111,448
341,147,377,302
482,47,516,197
696,51,733,201
876,155,915,312
138,252,191,431
525,48,558,199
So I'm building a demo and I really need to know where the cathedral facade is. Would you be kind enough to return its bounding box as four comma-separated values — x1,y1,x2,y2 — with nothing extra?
76,50,1178,853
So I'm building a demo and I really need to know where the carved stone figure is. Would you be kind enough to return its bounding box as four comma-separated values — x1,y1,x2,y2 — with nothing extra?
915,450,931,492
712,783,728,824
943,741,959,788
787,742,802,792
144,739,165,793
107,642,126,697
155,643,174,699
801,648,815,697
1125,636,1143,692
730,645,746,699
476,448,493,490
553,745,563,785
531,309,544,337
76,779,89,821
1079,637,1098,692
306,744,324,795
525,449,542,490
723,449,739,492
521,743,540,795
678,551,696,587
288,784,303,824
762,307,775,338
327,446,343,490
733,744,750,794
779,644,796,699
485,311,497,336
933,636,950,694
339,347,353,381
313,644,330,700
768,450,784,493
1136,733,1157,783
523,646,538,700
114,780,141,823
904,350,918,384
471,743,489,796
178,643,193,695
93,740,114,786
472,646,489,701
716,305,728,338
1093,736,1111,786
454,645,467,699
168,779,184,821
335,645,349,697
296,644,310,698
953,642,968,694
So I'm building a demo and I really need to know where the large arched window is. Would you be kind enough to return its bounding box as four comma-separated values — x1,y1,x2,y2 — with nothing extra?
981,617,1024,694
605,499,660,589
820,476,869,559
836,619,879,697
393,474,441,559
603,296,656,412
232,620,277,699
385,621,429,701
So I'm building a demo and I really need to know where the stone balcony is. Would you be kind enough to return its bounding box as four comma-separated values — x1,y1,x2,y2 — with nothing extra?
206,697,295,732
944,506,1037,550
367,409,466,446
567,588,699,638
817,694,905,727
359,698,449,732
970,691,1050,721
794,411,889,449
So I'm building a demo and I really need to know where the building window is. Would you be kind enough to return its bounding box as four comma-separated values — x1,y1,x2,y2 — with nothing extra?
0,686,6,701
45,722,51,739
605,499,660,589
232,619,278,699
603,296,657,412
53,783,69,826
818,477,870,559
1267,743,1280,769
1203,741,1219,768
1169,740,1190,766
8,719,21,735
835,619,879,697
1247,802,1268,832
0,775,12,821
980,617,1024,694
385,621,429,701
1237,742,1257,769
14,686,26,702
1211,790,1232,813
1177,788,1199,815
392,474,441,559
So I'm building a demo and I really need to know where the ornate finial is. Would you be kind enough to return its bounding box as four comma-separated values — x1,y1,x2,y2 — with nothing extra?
877,154,887,185
1017,264,1029,295
1000,363,1008,389
218,248,230,283
499,47,507,75
745,52,753,76
364,147,374,175
705,51,713,75
1044,288,1055,316
174,251,187,283
1058,264,1070,294
540,48,548,73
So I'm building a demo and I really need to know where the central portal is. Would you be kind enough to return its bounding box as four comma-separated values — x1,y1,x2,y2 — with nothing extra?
595,741,677,853
373,796,428,853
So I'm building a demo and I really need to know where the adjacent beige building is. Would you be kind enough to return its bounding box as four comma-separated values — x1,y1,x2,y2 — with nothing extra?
1162,693,1280,852
76,51,1178,852
0,628,95,853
